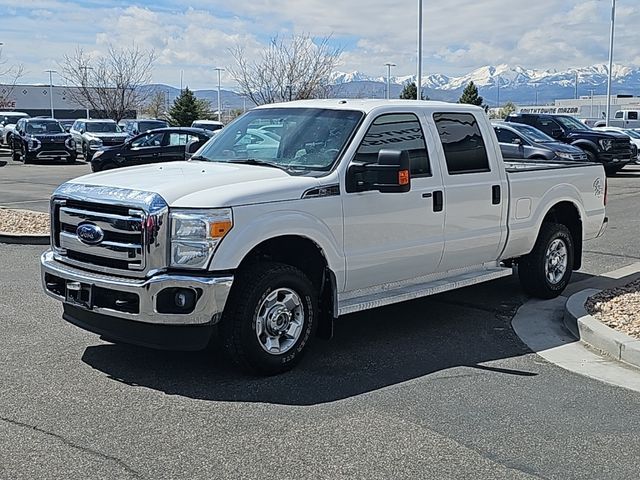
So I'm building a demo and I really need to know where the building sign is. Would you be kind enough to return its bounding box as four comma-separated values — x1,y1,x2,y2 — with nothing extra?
0,99,17,109
518,106,580,115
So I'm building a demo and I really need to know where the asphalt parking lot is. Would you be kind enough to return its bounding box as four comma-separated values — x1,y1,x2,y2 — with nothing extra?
1,153,640,479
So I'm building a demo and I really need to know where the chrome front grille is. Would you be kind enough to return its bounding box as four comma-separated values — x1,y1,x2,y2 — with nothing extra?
50,185,169,278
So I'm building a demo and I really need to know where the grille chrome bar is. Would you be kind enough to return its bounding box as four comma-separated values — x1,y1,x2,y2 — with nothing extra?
59,232,143,263
60,207,142,234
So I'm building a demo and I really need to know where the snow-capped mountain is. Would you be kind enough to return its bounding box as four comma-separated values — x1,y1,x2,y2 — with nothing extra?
329,64,640,104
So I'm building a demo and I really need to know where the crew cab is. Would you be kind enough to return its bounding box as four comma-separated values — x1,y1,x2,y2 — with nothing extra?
11,118,76,163
69,119,129,161
41,100,607,375
505,113,634,175
595,109,640,129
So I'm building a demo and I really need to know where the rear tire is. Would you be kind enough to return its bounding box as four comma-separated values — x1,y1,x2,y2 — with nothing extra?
220,262,318,375
518,222,574,299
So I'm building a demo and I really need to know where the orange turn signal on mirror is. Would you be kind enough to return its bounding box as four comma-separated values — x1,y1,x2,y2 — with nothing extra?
398,169,410,186
210,220,233,238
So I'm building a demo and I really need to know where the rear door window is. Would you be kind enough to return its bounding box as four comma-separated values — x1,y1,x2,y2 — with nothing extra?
628,111,638,120
433,112,490,175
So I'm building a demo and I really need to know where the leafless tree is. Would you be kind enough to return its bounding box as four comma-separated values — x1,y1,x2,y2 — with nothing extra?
0,48,24,107
58,45,156,121
142,91,167,119
228,34,342,106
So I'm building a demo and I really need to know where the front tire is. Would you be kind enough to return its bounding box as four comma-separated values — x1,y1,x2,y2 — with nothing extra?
220,262,318,375
66,153,77,164
518,222,574,299
83,143,93,161
11,145,20,162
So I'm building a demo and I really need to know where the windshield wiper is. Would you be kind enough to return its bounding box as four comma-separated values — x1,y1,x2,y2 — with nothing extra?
189,155,209,162
227,158,288,171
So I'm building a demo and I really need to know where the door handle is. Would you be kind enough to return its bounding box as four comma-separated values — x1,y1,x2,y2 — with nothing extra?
433,190,443,212
422,192,433,198
492,185,501,205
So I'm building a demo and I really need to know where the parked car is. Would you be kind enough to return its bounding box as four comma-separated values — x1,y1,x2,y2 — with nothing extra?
118,118,169,137
594,109,640,129
593,126,640,163
57,119,76,132
11,118,76,163
0,111,30,145
69,119,129,161
493,121,587,162
505,113,634,175
191,120,224,133
41,100,607,375
259,124,283,138
90,127,212,172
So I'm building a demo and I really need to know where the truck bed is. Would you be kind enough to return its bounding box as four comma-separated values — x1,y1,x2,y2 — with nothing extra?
503,158,597,173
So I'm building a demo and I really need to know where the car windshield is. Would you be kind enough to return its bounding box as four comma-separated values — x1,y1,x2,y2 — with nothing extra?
193,108,363,174
25,120,64,134
554,116,590,131
510,124,556,143
86,122,120,133
139,121,167,131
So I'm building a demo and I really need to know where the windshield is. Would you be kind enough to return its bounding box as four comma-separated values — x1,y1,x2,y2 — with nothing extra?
554,116,590,131
25,120,64,134
510,124,556,143
86,122,121,133
139,121,168,132
194,108,364,173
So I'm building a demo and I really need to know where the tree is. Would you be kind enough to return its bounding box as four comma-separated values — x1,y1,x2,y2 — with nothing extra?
142,91,167,119
0,48,24,107
458,81,483,106
58,44,156,121
167,87,212,126
498,101,517,119
228,33,341,105
399,81,429,100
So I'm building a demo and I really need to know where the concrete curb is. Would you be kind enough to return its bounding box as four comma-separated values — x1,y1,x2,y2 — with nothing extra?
564,288,640,370
0,232,50,245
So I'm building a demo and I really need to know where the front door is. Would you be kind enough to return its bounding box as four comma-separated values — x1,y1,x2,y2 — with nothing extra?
342,112,445,292
127,132,166,165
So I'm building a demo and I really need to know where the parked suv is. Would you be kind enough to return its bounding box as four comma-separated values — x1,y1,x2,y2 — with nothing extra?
0,111,30,145
11,118,76,163
505,113,633,174
118,119,169,137
69,119,129,161
493,122,587,162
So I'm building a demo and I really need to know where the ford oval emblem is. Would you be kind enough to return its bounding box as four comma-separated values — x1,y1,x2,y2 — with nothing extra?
76,223,104,245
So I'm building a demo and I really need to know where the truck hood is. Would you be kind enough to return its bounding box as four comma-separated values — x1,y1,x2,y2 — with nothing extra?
85,132,129,140
67,161,321,207
566,130,629,141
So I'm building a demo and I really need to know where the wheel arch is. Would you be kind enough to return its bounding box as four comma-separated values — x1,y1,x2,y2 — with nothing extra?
539,201,583,270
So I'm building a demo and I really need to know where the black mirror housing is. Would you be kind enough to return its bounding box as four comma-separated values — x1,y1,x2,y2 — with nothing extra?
347,149,411,194
551,128,563,139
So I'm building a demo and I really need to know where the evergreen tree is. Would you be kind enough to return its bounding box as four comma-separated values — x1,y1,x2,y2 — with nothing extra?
498,101,517,119
399,81,429,100
167,87,212,126
458,81,483,106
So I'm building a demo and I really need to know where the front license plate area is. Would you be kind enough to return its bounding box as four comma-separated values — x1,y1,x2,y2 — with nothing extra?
66,281,93,309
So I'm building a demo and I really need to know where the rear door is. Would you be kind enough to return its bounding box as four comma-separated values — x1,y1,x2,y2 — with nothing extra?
495,126,526,159
430,111,508,271
126,132,166,165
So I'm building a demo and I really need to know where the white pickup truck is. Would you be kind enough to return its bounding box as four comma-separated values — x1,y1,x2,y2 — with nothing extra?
41,100,608,374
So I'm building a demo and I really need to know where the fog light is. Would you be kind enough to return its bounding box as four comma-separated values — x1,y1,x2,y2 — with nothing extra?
156,287,198,314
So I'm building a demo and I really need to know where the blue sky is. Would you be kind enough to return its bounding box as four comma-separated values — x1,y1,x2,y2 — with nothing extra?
1,0,639,89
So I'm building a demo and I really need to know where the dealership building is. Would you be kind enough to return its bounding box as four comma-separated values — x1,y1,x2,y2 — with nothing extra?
0,84,135,119
518,94,640,121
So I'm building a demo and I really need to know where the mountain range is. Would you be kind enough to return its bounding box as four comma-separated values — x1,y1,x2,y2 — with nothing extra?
148,63,640,110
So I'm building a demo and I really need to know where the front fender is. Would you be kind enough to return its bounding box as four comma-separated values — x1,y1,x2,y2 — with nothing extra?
210,200,345,289
570,139,599,153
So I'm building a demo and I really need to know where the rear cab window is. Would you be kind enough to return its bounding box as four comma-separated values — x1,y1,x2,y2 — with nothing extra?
433,112,490,174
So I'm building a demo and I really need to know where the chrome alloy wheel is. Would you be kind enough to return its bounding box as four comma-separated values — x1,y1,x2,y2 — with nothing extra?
255,288,304,355
545,238,568,285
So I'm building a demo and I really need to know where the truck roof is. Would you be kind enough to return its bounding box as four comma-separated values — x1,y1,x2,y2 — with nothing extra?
256,99,484,114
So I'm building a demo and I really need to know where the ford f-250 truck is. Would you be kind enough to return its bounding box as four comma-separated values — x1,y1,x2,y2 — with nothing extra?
41,100,608,375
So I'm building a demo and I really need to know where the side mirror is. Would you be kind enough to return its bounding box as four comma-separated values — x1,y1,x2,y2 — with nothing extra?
551,128,563,139
347,149,411,194
79,128,85,134
185,139,201,158
512,138,523,146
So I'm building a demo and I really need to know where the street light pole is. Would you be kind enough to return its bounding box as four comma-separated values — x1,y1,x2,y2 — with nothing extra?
496,76,500,108
384,62,396,99
605,0,616,127
417,0,423,101
214,67,224,123
79,65,93,118
45,69,56,118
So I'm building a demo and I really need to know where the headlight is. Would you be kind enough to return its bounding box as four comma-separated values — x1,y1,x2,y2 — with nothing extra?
599,139,613,151
92,150,103,159
28,136,41,150
65,137,75,149
89,138,103,147
556,151,574,160
170,208,233,269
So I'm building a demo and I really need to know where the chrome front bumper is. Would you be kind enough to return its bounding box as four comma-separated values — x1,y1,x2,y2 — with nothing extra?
41,250,233,326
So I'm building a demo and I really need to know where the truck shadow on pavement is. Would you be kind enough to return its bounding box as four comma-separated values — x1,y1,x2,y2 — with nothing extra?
80,274,581,406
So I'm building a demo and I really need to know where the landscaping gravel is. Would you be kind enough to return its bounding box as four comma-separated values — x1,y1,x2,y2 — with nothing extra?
0,208,50,235
586,279,640,339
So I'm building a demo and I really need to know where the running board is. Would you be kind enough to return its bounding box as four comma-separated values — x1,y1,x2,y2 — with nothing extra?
337,266,513,316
